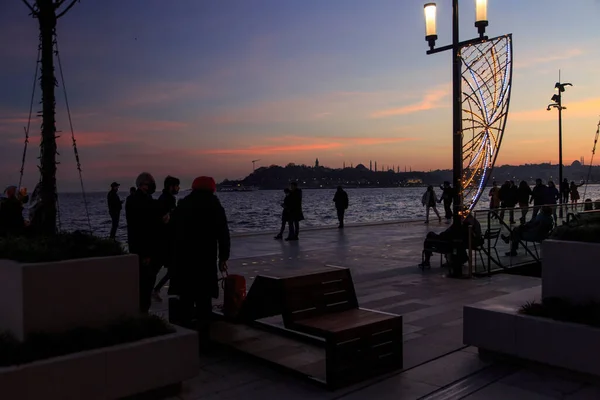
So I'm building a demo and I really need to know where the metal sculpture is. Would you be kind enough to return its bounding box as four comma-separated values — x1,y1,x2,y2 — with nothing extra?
460,34,513,211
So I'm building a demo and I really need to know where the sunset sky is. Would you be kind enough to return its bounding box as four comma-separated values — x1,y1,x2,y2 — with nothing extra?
1,0,599,191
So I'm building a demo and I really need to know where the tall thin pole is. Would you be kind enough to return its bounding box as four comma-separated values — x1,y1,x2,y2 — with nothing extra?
452,0,463,228
558,71,564,219
38,0,58,235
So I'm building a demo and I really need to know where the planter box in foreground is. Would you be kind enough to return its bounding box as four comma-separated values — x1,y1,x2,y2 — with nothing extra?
0,326,199,400
464,286,600,377
542,240,600,303
0,254,139,340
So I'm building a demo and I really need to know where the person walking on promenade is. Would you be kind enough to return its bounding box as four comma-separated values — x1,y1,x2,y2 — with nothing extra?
274,188,291,239
439,181,454,223
170,176,230,347
488,181,500,219
530,178,547,220
499,181,518,224
546,181,559,222
570,181,585,210
126,172,165,313
107,182,123,239
517,180,532,224
286,181,304,241
422,185,441,224
153,176,180,302
333,186,349,229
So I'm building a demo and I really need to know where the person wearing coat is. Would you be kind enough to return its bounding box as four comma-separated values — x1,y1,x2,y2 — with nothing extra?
333,186,349,229
422,185,441,224
170,176,230,345
286,181,304,241
125,172,164,313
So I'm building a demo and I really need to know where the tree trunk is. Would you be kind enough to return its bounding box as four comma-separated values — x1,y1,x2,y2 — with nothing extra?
37,0,57,235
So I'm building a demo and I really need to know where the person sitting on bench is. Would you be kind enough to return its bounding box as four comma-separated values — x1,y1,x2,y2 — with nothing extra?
501,206,553,256
419,211,482,268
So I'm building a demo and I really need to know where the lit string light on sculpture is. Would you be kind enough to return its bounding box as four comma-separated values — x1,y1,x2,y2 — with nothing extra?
460,34,513,211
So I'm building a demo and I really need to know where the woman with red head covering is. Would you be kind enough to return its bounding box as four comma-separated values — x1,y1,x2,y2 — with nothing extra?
169,176,230,349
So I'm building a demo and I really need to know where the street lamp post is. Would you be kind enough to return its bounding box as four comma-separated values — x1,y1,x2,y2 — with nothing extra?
547,79,572,218
423,0,489,230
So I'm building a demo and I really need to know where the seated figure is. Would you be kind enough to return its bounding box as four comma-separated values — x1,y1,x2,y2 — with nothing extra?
502,206,553,256
419,212,482,268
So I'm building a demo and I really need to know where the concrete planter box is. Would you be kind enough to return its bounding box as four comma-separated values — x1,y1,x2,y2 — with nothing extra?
464,286,600,376
542,240,600,303
0,255,139,340
0,326,199,400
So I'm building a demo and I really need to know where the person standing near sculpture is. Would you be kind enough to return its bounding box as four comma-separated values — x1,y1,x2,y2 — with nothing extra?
126,172,165,313
333,186,349,229
107,182,123,240
439,181,454,223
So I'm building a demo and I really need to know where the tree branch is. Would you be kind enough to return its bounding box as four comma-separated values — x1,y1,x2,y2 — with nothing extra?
56,0,79,19
20,0,37,16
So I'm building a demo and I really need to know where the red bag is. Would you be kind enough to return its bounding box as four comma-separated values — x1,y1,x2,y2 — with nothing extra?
221,270,246,318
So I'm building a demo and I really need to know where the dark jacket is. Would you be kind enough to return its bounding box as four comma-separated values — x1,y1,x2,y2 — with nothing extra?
170,190,231,298
517,185,532,205
333,190,349,210
440,186,454,204
125,190,162,258
288,188,304,221
157,190,177,263
505,184,519,207
107,190,122,216
531,184,547,206
0,197,24,236
545,186,559,205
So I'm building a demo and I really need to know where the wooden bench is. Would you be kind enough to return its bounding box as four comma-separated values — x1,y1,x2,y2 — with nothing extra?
280,268,403,389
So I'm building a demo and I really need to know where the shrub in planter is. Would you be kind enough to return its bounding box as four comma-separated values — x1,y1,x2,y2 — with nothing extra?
550,221,600,244
0,315,174,367
0,231,125,263
520,297,600,328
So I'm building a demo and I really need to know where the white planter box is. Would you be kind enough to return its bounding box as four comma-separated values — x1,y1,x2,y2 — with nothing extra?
543,240,600,303
464,286,600,377
0,326,199,400
0,255,139,340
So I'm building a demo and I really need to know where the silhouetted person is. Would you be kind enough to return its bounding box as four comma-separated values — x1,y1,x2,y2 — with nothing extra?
333,186,349,228
517,180,532,224
107,182,123,239
570,181,584,209
170,176,230,347
489,181,500,218
286,181,304,241
153,176,180,302
274,188,291,239
439,181,454,222
530,179,547,220
502,206,553,256
419,211,482,273
421,185,441,223
499,181,517,223
560,178,570,208
546,181,559,222
0,185,25,236
126,172,164,313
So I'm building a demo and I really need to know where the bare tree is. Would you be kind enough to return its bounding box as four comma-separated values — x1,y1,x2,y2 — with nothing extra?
21,0,80,235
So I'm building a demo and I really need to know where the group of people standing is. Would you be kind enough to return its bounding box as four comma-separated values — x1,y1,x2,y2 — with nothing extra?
488,178,586,224
107,172,231,344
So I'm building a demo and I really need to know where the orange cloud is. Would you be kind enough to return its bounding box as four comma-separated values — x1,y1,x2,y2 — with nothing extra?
370,85,450,118
511,97,600,122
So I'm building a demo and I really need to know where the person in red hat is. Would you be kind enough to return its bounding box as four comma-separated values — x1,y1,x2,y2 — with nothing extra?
170,176,230,347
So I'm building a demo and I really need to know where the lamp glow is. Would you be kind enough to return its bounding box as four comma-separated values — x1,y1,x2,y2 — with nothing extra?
475,0,488,23
475,0,488,38
424,3,437,50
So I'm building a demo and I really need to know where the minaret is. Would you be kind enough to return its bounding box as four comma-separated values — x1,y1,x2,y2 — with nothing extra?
351,162,353,168
315,158,320,168
370,160,372,171
343,161,346,169
375,161,378,172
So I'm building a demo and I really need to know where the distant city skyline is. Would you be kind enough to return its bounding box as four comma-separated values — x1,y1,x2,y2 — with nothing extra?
1,0,599,191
